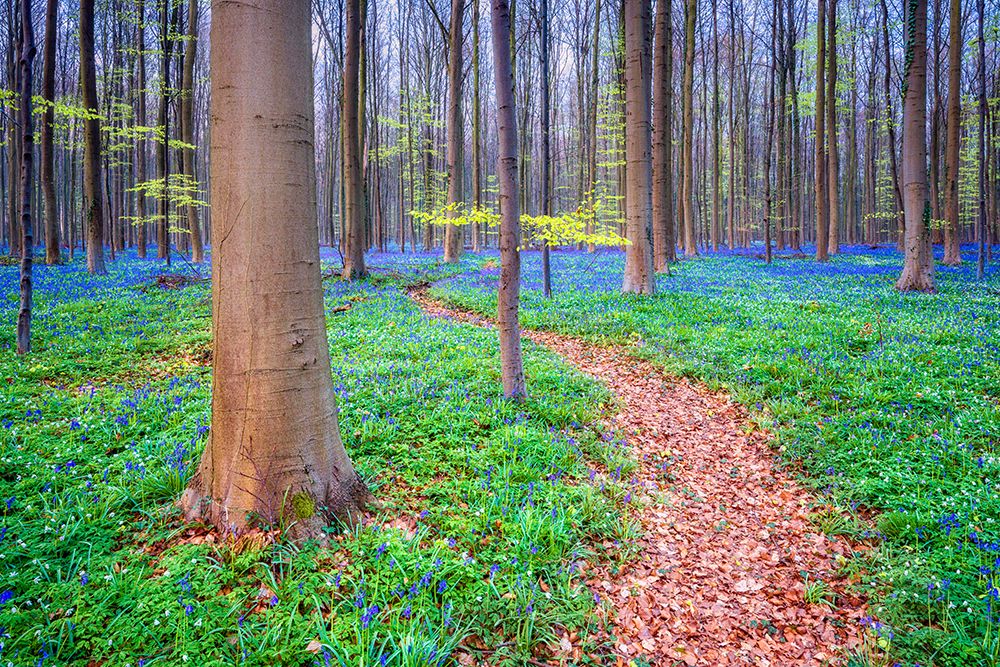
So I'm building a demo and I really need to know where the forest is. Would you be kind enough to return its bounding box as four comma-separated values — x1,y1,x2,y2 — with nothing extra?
1,0,999,664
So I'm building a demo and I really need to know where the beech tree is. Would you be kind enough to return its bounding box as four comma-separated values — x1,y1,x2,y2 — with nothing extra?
443,0,465,263
40,0,58,265
680,0,697,257
181,0,370,537
80,0,106,275
621,0,655,293
652,0,674,270
492,0,526,399
181,0,204,264
815,0,828,261
896,0,935,292
943,0,961,265
342,0,366,279
16,0,35,355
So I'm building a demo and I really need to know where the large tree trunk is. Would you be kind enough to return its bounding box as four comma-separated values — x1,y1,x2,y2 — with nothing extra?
896,0,935,291
826,0,839,254
16,0,35,354
652,0,673,269
942,0,961,265
343,0,366,278
182,0,370,539
815,0,829,261
680,0,697,256
136,0,148,259
80,0,106,274
622,0,655,293
443,0,465,262
181,0,203,263
40,0,59,265
491,0,526,399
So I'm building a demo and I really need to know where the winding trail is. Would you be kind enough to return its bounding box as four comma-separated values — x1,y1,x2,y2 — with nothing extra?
411,288,867,666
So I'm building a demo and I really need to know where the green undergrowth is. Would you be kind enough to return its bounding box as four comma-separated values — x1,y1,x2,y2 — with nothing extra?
0,253,635,666
433,248,1000,666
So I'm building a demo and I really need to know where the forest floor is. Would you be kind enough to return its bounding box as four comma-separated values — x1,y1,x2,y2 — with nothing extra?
2,245,999,667
412,287,868,666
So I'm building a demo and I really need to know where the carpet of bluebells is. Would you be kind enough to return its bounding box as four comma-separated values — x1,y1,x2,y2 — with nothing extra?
0,250,634,666
432,244,1000,666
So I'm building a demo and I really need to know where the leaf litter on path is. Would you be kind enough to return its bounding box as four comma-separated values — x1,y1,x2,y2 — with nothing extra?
410,288,867,666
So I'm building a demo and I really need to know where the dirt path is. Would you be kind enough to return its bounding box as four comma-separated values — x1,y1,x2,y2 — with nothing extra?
411,289,866,666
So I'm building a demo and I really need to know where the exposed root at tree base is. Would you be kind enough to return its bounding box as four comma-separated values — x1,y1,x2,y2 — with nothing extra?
410,287,868,666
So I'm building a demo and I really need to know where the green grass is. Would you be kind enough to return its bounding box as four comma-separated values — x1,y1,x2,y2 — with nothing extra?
0,253,632,666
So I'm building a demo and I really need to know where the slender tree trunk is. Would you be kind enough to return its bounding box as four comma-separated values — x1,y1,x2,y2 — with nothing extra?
17,0,35,354
711,0,720,252
763,0,775,264
6,0,20,259
443,0,465,262
491,0,526,399
40,0,59,264
727,0,736,249
182,0,370,538
586,0,601,253
343,0,366,278
652,0,673,269
182,0,203,262
929,0,942,243
879,0,905,247
826,0,839,254
622,0,656,293
896,0,934,291
472,0,482,252
975,0,986,277
136,0,147,258
788,0,802,248
540,0,552,295
815,0,829,261
81,0,106,274
681,0,697,256
943,0,961,264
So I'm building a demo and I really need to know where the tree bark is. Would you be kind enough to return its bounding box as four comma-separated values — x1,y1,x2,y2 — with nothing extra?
182,0,370,538
975,0,986,277
40,0,59,265
491,0,526,399
181,0,203,263
472,0,482,251
652,0,674,269
815,0,829,261
343,0,366,278
136,0,148,258
942,0,961,264
681,0,697,256
710,0,720,252
540,0,552,295
81,0,106,274
17,0,35,354
622,0,656,293
879,0,905,248
826,0,839,254
443,0,465,262
896,0,935,291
